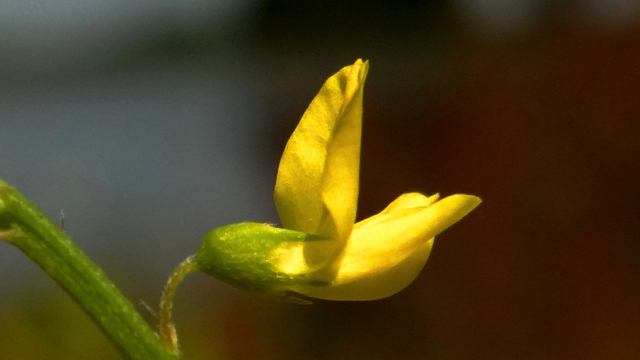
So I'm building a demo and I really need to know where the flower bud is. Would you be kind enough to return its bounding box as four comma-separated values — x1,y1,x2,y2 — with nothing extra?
194,222,324,294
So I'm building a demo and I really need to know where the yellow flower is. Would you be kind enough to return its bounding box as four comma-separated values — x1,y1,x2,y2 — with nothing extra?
195,59,481,301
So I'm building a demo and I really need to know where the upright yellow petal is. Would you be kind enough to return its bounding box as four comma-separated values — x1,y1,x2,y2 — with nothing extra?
274,59,369,243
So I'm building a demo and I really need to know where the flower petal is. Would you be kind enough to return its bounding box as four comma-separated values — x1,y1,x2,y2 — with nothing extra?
274,59,369,245
355,192,440,230
294,193,481,300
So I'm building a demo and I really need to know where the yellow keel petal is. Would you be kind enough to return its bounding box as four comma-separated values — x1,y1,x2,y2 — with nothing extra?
294,193,481,300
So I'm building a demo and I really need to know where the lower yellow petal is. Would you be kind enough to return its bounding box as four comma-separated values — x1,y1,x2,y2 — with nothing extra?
293,193,481,300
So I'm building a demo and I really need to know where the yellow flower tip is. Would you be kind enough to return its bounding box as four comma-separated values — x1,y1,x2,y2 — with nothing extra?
424,194,482,237
341,59,369,101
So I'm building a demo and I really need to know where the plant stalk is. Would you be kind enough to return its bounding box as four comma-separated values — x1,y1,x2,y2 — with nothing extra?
159,256,197,354
0,178,181,360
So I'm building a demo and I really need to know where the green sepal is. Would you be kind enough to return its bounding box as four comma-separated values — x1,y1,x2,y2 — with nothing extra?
195,222,325,294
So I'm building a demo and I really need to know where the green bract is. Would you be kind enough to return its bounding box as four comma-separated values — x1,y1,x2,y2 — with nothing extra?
196,222,326,293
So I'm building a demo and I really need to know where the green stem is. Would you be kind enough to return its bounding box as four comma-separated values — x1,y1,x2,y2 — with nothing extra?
0,178,181,360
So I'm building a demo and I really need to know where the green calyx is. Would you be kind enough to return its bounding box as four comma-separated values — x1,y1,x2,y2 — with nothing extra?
195,222,324,294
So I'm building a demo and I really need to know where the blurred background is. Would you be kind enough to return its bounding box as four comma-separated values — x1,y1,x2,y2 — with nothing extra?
1,0,640,358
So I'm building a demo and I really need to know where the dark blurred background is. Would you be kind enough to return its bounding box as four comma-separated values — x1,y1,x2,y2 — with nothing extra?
1,0,640,359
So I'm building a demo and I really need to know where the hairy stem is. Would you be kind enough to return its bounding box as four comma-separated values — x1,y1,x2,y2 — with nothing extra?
160,256,197,354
